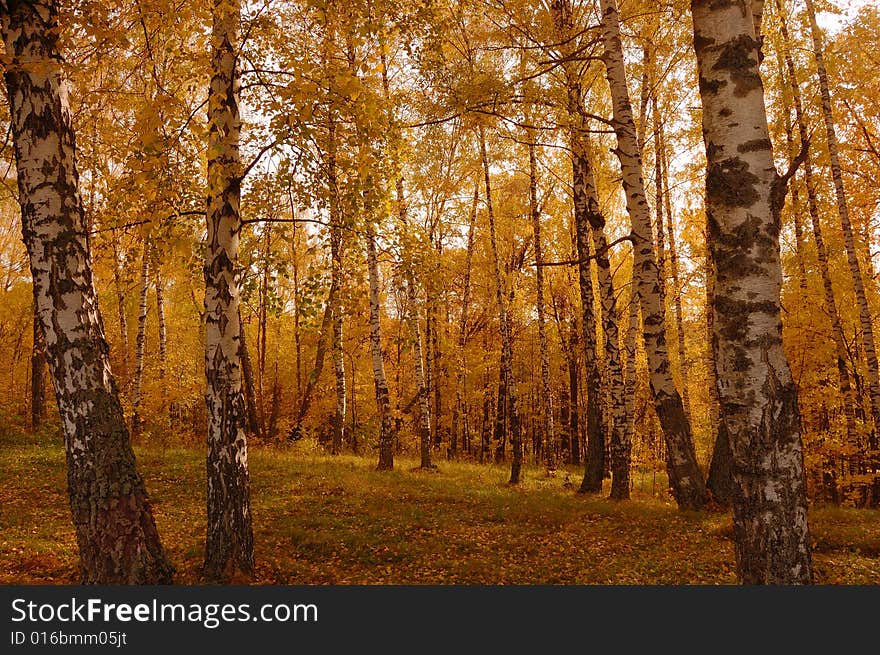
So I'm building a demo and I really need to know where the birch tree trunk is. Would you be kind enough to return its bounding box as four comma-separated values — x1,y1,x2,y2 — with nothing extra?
599,0,707,509
658,118,692,420
775,0,857,446
770,14,807,290
111,237,130,383
328,117,346,455
479,125,523,484
365,205,396,471
451,185,478,458
238,310,260,437
593,222,629,499
204,0,253,579
550,0,605,492
407,277,433,469
1,0,173,583
528,141,556,472
152,245,167,381
132,239,150,436
691,0,812,583
804,0,880,436
623,281,639,448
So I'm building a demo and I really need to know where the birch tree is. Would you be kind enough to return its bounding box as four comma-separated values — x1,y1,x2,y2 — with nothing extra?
598,0,707,509
0,0,173,583
690,0,812,583
803,0,880,436
204,0,254,579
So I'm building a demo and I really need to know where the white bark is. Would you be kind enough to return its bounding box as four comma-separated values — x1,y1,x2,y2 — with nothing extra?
599,0,706,509
691,0,812,583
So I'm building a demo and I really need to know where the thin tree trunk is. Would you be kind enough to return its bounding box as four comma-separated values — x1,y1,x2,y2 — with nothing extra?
528,141,556,472
479,125,523,484
658,117,691,421
568,344,581,467
289,298,332,440
651,94,668,302
394,173,433,468
593,224,629,498
599,0,706,509
152,245,168,431
1,0,173,583
804,0,880,436
152,245,167,381
366,208,395,470
328,117,346,455
238,310,260,436
111,236,130,384
204,0,253,580
132,239,149,436
407,278,433,468
623,281,639,440
770,9,808,290
451,185,479,459
550,0,605,492
691,0,812,583
776,0,857,446
430,303,443,450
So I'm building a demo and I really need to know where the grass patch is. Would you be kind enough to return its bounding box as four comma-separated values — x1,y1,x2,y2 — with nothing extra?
0,430,877,584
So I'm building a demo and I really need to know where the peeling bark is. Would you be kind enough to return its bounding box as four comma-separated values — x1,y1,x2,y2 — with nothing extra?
691,0,812,583
204,0,253,580
599,0,707,509
1,0,173,583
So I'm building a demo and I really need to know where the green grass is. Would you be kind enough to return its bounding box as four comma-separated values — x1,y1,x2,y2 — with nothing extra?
0,428,877,584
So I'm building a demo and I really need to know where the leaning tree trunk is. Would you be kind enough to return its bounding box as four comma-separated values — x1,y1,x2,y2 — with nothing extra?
599,0,706,509
30,304,47,431
479,126,523,484
691,0,812,583
1,0,173,583
804,0,880,437
528,140,556,472
775,0,857,446
204,0,254,580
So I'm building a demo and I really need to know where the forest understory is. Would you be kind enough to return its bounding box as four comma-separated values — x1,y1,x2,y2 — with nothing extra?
1,427,877,585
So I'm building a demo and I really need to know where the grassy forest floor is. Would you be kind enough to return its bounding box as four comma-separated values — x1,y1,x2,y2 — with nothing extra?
1,427,878,584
